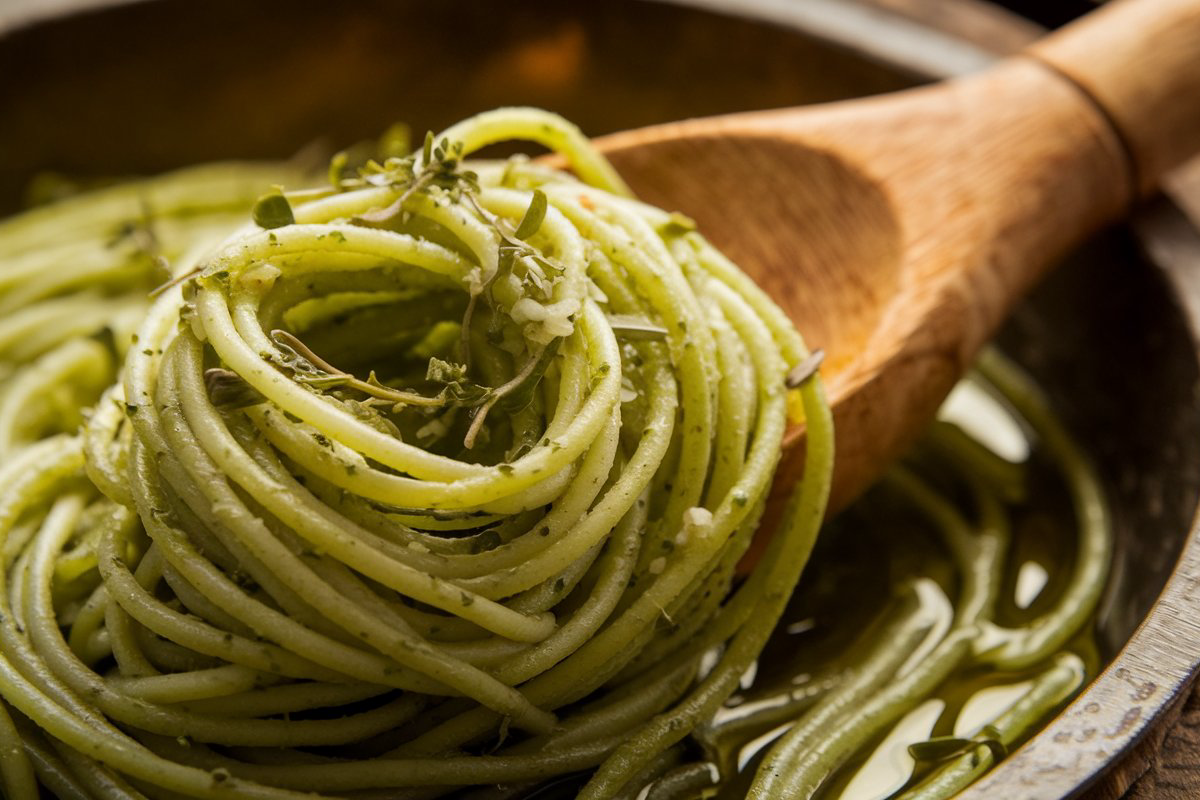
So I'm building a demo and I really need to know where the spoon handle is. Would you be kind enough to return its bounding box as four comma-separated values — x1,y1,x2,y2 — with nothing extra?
1030,0,1200,197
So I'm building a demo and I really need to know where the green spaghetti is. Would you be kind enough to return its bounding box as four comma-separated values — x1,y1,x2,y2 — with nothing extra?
0,108,1109,800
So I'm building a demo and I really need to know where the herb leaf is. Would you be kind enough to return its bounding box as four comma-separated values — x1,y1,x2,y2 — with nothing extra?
252,191,295,229
500,337,561,413
514,189,548,241
908,730,1007,765
606,314,669,340
426,358,492,407
659,211,697,237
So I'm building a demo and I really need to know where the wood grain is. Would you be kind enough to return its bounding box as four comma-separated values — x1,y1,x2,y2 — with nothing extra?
609,3,1200,796
1169,158,1200,227
1078,684,1194,800
855,3,1200,798
598,51,1136,510
1030,0,1200,197
1121,688,1200,799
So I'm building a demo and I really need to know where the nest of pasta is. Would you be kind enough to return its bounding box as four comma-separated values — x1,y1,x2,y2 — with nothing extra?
0,109,832,799
0,105,1114,800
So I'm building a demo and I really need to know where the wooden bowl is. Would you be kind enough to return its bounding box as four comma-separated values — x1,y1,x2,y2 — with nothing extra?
3,1,1199,796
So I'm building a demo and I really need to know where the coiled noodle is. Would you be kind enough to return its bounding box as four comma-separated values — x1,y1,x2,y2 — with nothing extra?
0,108,834,799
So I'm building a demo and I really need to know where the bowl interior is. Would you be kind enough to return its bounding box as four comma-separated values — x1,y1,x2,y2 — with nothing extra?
0,0,913,213
3,0,1198,794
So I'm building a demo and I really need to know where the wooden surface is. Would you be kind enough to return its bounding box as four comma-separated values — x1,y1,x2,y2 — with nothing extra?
1079,681,1200,799
1030,0,1200,198
596,10,1190,512
1029,0,1200,200
1115,690,1200,798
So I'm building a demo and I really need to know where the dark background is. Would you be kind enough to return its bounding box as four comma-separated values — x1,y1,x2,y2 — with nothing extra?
1004,0,1097,25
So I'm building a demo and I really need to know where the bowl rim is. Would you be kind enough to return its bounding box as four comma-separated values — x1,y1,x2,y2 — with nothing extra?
963,200,1200,798
4,1,1200,797
703,2,1200,794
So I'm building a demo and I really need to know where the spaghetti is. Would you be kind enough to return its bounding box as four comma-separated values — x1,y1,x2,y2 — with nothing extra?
0,108,1108,800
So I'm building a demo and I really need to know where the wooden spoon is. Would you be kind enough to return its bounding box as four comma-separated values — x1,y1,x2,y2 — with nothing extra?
593,0,1200,512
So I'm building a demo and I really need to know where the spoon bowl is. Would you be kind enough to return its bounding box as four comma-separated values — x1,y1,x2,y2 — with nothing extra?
604,129,904,378
595,0,1200,508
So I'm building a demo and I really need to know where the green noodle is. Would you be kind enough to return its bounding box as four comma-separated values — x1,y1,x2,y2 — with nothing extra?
0,108,1109,800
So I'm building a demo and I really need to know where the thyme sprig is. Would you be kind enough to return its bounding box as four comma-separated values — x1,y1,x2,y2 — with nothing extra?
270,329,448,409
265,328,561,451
338,131,561,307
337,131,564,347
343,133,481,228
462,338,561,450
310,132,572,449
462,187,559,367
